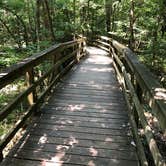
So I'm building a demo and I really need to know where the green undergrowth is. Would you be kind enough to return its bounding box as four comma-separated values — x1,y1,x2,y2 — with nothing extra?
0,41,52,71
0,79,26,140
139,52,166,87
0,47,28,70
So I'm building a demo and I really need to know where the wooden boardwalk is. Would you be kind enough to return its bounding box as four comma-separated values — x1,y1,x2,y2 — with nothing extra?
1,47,139,166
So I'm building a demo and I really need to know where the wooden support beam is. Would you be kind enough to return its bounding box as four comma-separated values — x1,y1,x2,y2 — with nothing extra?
26,68,37,105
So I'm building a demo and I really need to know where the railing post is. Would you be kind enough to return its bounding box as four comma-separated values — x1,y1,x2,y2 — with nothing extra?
76,42,81,62
26,68,37,105
109,38,112,55
82,38,86,56
0,150,3,162
51,54,58,81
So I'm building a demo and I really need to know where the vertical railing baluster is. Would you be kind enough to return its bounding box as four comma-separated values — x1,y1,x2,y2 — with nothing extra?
26,68,37,106
76,41,81,62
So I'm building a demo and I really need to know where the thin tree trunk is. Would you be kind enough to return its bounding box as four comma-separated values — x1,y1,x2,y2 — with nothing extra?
129,0,135,50
105,0,112,32
36,0,41,50
42,0,49,39
27,0,36,44
73,0,76,37
82,7,86,35
152,18,160,67
44,0,56,42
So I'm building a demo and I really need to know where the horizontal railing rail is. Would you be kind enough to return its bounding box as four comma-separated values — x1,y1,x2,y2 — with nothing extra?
91,35,166,166
0,36,86,161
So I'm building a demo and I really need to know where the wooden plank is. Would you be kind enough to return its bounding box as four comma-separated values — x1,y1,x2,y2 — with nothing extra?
44,103,128,115
51,96,126,106
99,36,111,41
1,157,77,166
57,82,121,91
33,123,128,136
36,117,129,130
94,43,110,52
52,92,124,102
17,147,137,161
15,134,135,151
96,40,110,47
42,106,128,116
41,109,127,120
2,154,139,166
36,115,127,127
29,128,131,144
9,145,138,161
39,112,128,123
48,98,127,108
53,87,124,96
60,79,117,85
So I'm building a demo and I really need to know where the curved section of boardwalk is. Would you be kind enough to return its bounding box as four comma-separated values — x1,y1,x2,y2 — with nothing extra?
1,47,139,166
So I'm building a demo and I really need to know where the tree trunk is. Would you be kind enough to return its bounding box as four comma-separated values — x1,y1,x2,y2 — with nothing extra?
27,0,36,44
105,0,112,32
43,0,55,42
129,0,135,50
152,18,160,67
36,0,41,50
73,0,76,36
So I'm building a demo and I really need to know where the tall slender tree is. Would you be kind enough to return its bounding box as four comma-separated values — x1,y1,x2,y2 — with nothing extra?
105,0,112,32
129,0,135,50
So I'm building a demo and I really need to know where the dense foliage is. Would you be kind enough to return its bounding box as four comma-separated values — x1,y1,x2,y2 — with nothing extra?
112,0,166,85
0,0,165,81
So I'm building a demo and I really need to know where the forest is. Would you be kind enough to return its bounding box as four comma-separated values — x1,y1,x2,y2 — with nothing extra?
0,0,165,87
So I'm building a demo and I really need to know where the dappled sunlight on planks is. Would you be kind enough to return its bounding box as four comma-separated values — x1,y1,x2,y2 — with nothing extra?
41,152,65,166
39,135,48,144
86,47,108,55
89,147,98,157
86,47,112,65
68,104,85,112
79,66,114,73
88,160,96,166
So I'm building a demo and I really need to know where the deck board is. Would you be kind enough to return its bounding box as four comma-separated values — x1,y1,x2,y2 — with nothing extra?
1,47,139,166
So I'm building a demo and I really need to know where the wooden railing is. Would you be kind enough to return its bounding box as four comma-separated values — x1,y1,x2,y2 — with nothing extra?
0,36,86,161
91,35,166,166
